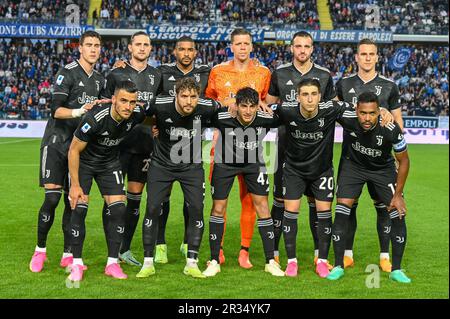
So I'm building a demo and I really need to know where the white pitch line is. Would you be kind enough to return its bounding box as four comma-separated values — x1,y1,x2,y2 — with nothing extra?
0,139,40,145
0,164,39,167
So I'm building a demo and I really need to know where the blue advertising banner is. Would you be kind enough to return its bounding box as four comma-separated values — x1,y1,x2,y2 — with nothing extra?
275,29,393,43
404,116,439,129
0,23,94,38
146,25,265,42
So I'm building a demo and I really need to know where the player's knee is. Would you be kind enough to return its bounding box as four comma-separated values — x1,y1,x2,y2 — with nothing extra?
337,198,354,208
211,202,226,217
253,199,270,218
147,204,161,218
187,202,204,218
43,189,62,209
109,200,126,214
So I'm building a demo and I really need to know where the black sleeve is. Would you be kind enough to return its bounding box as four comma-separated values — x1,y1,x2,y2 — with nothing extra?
74,113,98,143
392,123,407,153
203,99,221,121
324,75,337,101
145,100,157,117
268,71,279,97
50,68,73,117
388,84,401,111
133,105,146,124
335,101,356,125
155,69,163,96
335,79,344,101
101,72,116,99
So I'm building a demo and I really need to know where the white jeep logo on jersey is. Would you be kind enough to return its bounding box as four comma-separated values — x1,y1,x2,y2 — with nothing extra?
285,89,297,102
376,135,383,146
375,86,382,96
318,118,325,127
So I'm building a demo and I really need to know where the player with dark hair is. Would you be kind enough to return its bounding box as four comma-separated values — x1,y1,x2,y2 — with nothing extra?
136,78,221,279
336,38,403,272
327,91,410,283
67,81,145,282
101,31,162,267
205,28,271,269
155,36,211,263
30,30,105,273
202,87,284,277
265,31,336,267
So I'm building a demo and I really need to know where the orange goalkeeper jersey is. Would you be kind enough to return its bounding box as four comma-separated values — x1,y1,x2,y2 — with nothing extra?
205,59,271,106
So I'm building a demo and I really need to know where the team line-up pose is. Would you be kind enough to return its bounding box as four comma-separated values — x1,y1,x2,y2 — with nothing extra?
29,29,411,284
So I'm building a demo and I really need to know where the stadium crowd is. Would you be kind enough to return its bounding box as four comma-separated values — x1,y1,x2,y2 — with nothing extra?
1,39,447,120
329,0,449,35
1,0,447,34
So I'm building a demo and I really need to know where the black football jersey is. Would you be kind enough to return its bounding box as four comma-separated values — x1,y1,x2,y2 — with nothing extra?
211,108,280,166
336,73,401,159
101,62,162,155
42,60,105,153
336,73,400,111
273,100,354,179
145,96,219,170
158,63,210,96
338,118,407,170
74,104,146,170
268,62,336,102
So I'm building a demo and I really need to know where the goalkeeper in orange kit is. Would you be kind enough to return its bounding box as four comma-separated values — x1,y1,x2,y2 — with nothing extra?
205,28,271,269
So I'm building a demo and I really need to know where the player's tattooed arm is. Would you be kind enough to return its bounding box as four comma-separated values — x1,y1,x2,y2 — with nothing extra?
379,108,394,127
389,149,410,218
68,137,88,209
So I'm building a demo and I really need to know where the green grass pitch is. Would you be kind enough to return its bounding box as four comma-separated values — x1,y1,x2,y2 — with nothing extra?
0,137,448,299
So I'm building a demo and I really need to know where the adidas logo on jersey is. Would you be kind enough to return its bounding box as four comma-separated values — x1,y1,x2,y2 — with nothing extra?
165,118,173,123
101,131,109,136
350,132,357,137
225,81,232,87
348,88,356,93
327,192,334,198
79,81,85,87
289,121,297,126
228,131,236,136
286,80,293,85
168,76,176,81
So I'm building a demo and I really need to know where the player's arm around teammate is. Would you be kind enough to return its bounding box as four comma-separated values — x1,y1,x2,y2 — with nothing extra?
328,92,411,283
203,87,284,277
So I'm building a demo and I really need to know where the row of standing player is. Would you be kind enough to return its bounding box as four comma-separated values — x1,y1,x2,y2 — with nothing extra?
29,29,409,283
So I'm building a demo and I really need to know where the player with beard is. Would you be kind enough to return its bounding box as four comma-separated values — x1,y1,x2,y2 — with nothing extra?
336,38,403,272
101,31,162,267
